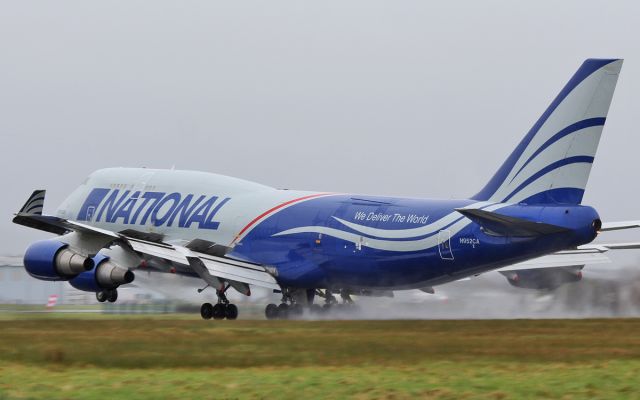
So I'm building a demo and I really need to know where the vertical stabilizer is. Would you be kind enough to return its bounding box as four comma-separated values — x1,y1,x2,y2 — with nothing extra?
474,59,623,205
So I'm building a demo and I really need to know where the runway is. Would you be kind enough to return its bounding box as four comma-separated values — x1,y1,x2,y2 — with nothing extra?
1,316,639,399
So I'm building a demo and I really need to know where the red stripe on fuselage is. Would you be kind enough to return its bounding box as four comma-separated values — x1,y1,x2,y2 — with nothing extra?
232,193,332,244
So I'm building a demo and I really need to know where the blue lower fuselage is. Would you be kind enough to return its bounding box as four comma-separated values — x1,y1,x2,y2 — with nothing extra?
231,195,600,290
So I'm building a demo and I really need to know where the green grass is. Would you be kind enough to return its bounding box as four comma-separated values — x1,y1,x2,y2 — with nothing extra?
1,317,640,399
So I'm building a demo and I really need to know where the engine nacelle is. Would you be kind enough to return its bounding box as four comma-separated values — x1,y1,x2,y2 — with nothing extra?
24,240,94,281
69,253,135,292
500,266,583,290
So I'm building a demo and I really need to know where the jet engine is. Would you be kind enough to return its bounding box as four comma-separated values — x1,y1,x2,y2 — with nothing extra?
23,240,94,280
69,253,135,292
500,266,583,290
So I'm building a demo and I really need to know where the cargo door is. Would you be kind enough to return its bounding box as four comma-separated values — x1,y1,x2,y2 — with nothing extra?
438,230,454,260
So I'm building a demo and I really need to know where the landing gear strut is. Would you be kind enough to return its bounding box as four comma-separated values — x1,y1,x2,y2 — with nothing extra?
200,283,239,321
340,289,354,305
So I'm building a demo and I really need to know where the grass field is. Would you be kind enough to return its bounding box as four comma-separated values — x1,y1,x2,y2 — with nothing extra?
1,315,640,399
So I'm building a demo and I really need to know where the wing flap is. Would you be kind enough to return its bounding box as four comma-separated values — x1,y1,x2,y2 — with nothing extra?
197,256,280,290
126,238,280,290
126,237,188,264
185,238,230,257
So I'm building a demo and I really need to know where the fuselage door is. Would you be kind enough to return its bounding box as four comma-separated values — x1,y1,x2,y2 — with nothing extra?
85,206,96,222
438,230,454,260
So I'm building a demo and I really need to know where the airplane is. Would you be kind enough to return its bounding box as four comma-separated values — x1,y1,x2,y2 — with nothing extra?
13,58,640,320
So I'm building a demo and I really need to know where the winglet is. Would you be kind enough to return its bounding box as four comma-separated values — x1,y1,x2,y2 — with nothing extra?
18,190,46,215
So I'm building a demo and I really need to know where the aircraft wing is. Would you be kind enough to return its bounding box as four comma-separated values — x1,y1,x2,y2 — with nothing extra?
12,211,281,292
126,236,280,290
498,242,640,273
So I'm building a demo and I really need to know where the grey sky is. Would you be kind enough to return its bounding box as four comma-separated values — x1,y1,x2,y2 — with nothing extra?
1,1,639,254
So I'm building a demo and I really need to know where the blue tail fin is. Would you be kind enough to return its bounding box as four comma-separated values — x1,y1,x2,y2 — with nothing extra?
474,59,622,205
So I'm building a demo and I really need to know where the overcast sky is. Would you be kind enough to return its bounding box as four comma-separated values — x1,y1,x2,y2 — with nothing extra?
1,1,639,254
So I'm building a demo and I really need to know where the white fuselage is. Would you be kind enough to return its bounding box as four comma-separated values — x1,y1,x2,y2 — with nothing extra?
56,167,321,247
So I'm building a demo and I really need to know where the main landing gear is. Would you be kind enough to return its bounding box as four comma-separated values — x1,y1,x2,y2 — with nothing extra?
264,302,305,320
200,284,238,321
96,289,118,303
264,289,358,320
265,288,301,320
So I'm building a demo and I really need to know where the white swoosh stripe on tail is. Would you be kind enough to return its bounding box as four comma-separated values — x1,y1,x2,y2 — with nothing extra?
499,66,611,190
507,163,592,204
491,126,601,201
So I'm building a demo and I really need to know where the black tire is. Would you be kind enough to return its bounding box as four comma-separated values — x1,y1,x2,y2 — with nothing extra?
107,290,118,303
225,304,239,320
310,304,322,314
265,303,278,320
212,303,226,320
96,291,108,303
200,303,213,320
277,303,289,319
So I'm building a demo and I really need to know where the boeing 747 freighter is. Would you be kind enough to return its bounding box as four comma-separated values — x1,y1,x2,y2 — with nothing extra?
13,59,640,319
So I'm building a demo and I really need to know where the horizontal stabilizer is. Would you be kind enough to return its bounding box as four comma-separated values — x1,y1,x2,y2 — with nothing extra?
498,247,610,272
456,208,570,237
600,220,640,232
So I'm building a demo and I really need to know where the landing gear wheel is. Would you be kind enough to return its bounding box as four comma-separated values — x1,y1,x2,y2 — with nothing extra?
265,303,278,320
96,291,108,303
225,304,238,320
277,303,290,319
212,303,226,320
310,304,322,315
200,303,213,320
107,289,118,303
